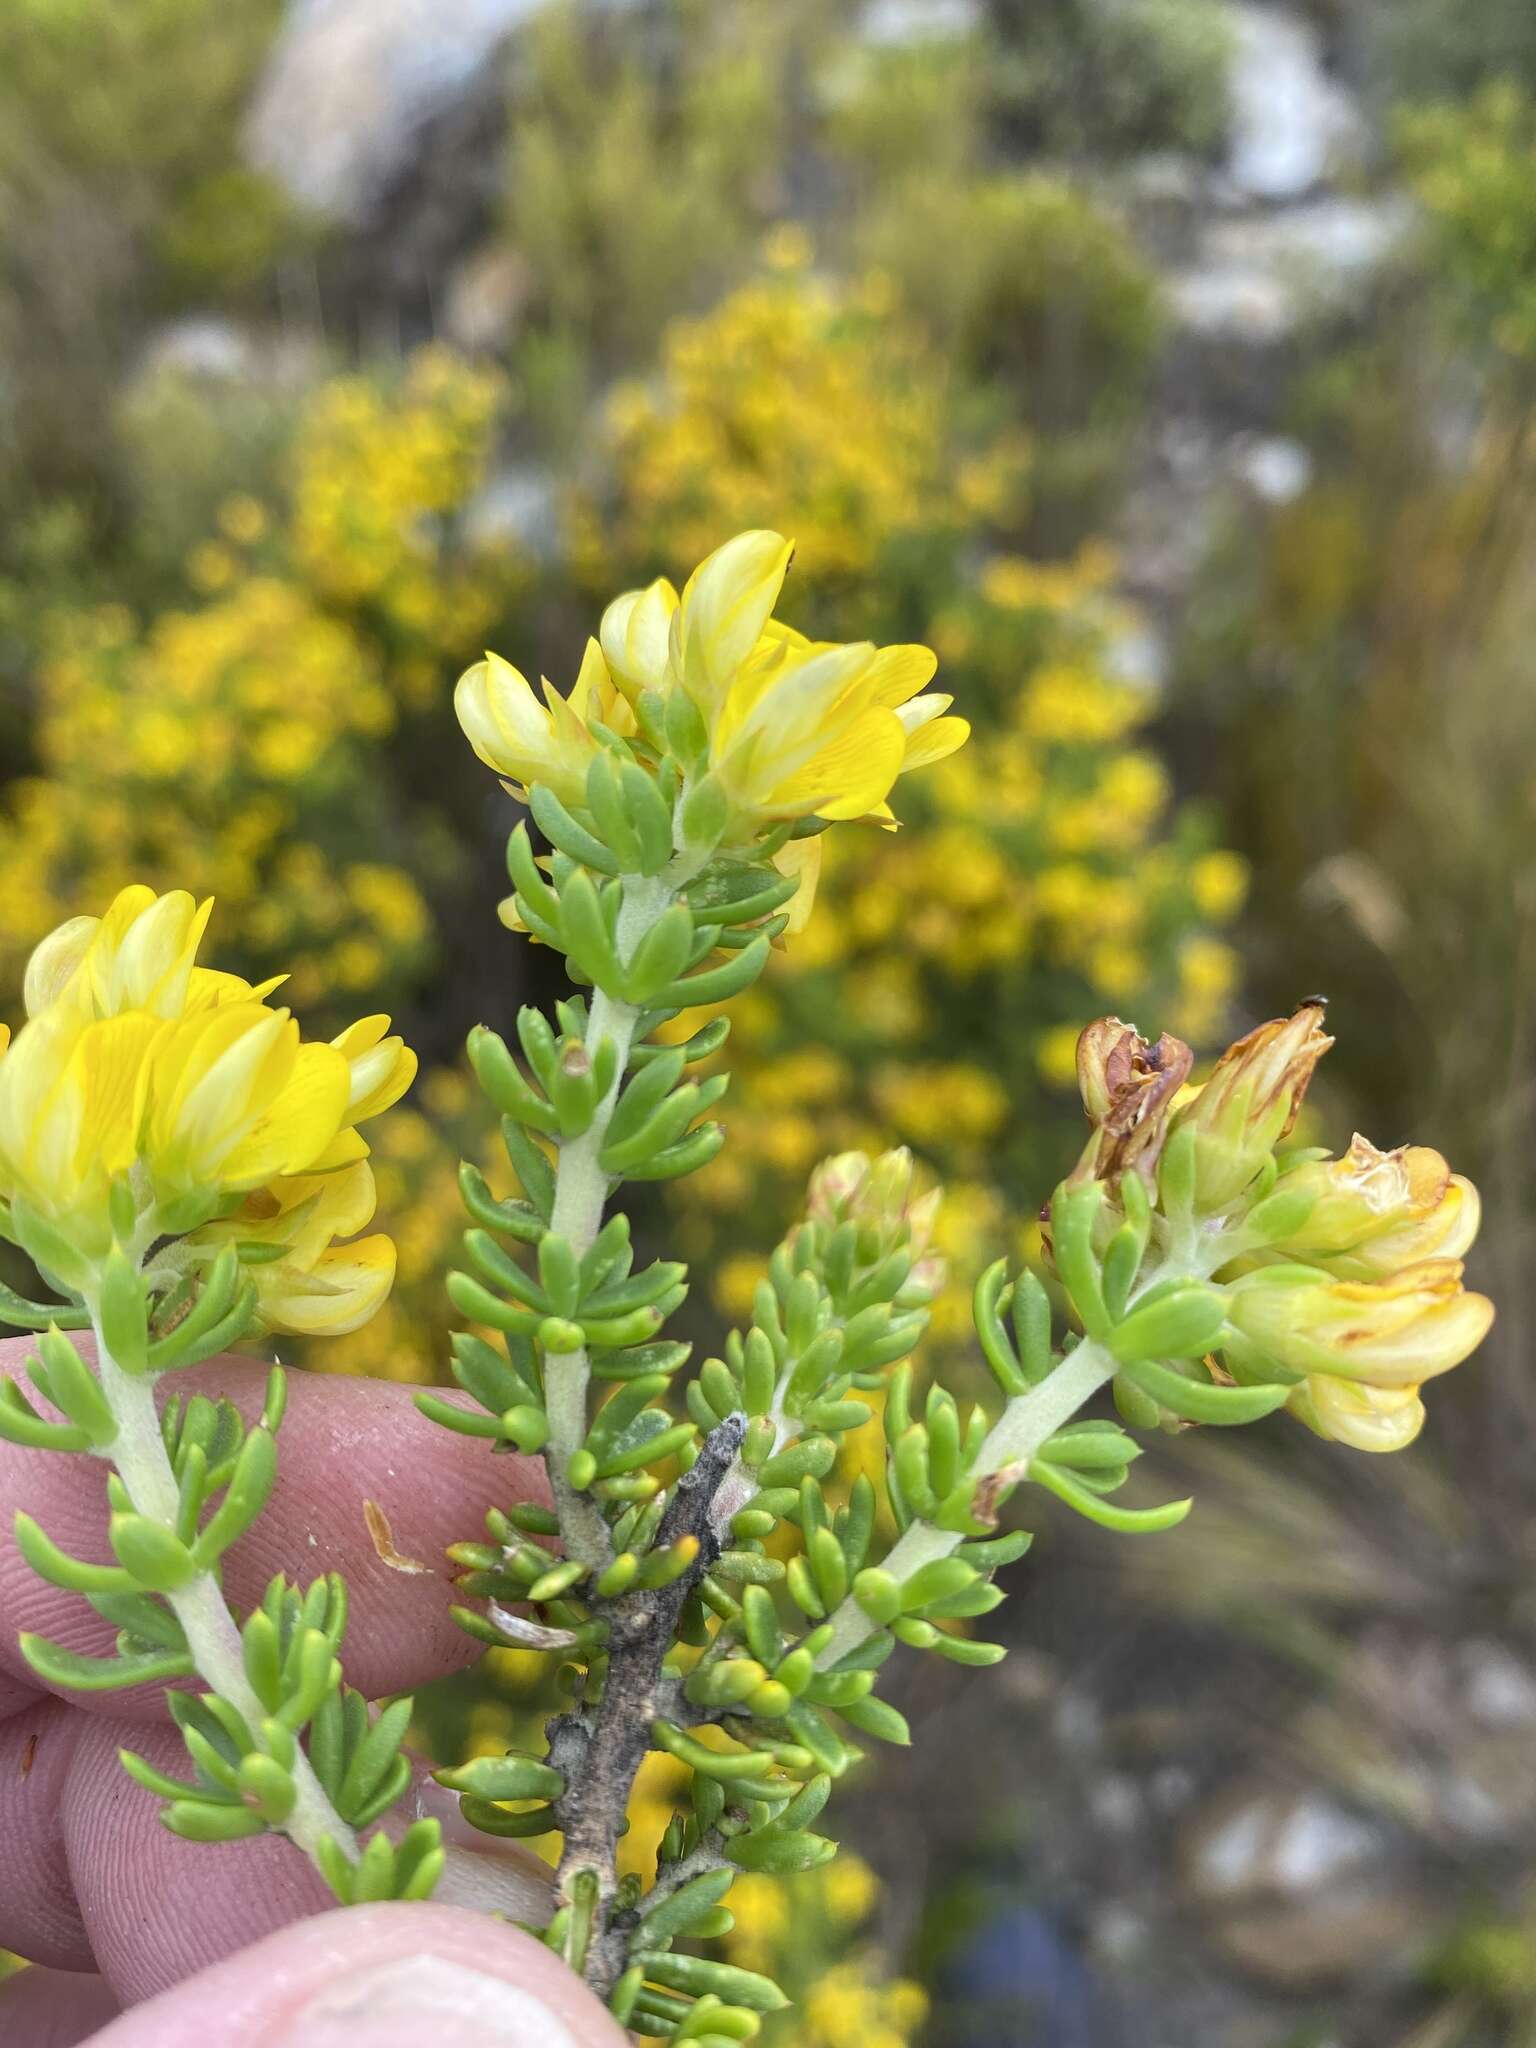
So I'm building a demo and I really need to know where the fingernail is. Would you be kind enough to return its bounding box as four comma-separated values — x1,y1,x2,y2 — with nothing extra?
283,1952,578,2047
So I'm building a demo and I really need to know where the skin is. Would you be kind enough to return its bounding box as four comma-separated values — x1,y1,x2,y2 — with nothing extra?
0,1339,626,2045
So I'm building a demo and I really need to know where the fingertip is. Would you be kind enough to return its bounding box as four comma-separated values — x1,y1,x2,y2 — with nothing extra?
85,1903,628,2047
0,1964,119,2048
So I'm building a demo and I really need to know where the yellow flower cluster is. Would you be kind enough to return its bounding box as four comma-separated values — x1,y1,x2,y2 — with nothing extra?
0,349,510,1024
459,527,966,855
1076,1007,1493,1452
0,886,413,1331
571,251,1028,596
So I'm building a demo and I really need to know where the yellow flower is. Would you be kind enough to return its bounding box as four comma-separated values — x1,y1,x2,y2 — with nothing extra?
1298,1376,1428,1456
1229,1259,1492,1426
761,221,814,272
599,533,968,828
1265,1134,1481,1280
822,1852,880,1924
175,1008,416,1326
333,1013,418,1126
598,575,681,702
455,638,628,807
217,494,268,546
0,1009,129,1244
674,530,797,719
619,530,966,832
194,1161,397,1336
1177,934,1241,1014
1036,1021,1084,1089
1190,849,1248,922
0,893,412,1339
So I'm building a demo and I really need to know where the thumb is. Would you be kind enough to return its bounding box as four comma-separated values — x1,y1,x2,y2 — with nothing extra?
79,1901,629,2048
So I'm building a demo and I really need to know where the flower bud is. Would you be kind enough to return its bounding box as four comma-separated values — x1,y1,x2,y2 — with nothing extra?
1170,1002,1333,1214
805,1151,872,1227
1265,1134,1480,1279
1289,1376,1426,1455
804,1147,946,1299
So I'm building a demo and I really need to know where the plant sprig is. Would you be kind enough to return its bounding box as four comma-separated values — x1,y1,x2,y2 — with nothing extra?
430,533,1492,2035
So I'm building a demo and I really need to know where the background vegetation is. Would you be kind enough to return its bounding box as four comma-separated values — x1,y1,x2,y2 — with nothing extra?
3,0,1535,2041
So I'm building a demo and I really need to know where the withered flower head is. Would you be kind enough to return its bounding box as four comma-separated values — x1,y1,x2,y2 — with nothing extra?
1069,1018,1194,1191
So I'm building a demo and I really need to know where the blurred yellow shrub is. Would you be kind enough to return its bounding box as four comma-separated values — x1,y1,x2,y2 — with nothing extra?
0,348,513,1026
572,246,1029,606
727,1858,927,2048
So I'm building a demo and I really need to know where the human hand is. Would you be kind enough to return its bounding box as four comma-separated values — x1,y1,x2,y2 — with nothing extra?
0,1339,626,2045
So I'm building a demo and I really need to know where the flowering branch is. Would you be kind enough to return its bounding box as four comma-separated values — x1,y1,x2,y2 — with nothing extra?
0,890,445,1904
425,534,1492,2036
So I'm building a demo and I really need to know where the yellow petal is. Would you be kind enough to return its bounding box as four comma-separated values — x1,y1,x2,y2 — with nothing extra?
1308,1375,1426,1454
257,1234,397,1335
866,643,939,709
211,1161,380,1271
764,707,906,822
219,1041,352,1187
600,578,679,700
331,1015,418,1124
187,967,288,1010
715,640,878,779
25,916,99,1018
678,530,794,712
303,1125,372,1173
900,715,971,773
105,890,212,1017
774,836,824,936
0,1011,85,1205
78,1014,164,1175
155,1007,295,1174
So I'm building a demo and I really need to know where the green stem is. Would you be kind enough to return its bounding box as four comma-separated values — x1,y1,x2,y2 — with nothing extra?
95,1320,554,1920
542,864,697,1567
814,1338,1118,1669
91,1320,360,1872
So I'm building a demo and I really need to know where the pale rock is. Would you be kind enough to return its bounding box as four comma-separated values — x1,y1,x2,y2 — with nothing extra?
248,0,558,222
1226,3,1367,201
